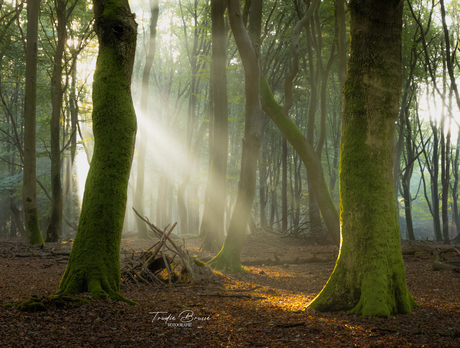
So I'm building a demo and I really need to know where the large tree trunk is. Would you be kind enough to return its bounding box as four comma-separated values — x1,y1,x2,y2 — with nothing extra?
207,0,262,272
22,0,44,246
46,0,66,242
200,0,229,251
56,0,137,303
307,0,417,317
134,0,159,239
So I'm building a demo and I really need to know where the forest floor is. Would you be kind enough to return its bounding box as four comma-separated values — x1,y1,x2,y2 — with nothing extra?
1,232,460,347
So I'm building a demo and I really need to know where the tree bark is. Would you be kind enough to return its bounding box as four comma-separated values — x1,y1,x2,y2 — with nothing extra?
46,0,67,242
200,0,228,252
307,0,417,316
401,104,416,241
200,0,228,247
207,0,263,272
10,196,25,238
281,136,287,231
56,0,137,303
22,0,44,245
258,148,268,228
452,129,460,242
134,0,159,239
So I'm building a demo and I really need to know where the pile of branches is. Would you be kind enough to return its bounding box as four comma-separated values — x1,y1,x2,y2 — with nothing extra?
121,209,219,288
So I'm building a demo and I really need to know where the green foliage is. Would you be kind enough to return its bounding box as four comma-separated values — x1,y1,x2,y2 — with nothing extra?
0,173,22,194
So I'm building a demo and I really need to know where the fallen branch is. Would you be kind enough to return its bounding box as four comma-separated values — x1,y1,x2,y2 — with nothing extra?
198,294,266,300
433,260,460,272
275,322,306,328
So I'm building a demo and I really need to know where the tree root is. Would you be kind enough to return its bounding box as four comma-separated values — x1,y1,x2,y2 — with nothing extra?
4,295,91,312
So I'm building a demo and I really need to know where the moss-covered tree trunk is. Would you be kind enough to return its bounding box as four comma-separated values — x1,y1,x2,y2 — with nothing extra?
22,0,44,246
207,0,262,272
307,0,417,317
56,0,137,302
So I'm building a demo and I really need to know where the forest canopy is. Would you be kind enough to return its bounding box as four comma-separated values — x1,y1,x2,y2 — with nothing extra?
0,0,459,247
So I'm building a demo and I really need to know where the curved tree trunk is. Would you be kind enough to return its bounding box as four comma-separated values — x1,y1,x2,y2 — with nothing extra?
57,0,137,303
260,77,340,246
307,0,417,317
207,0,263,272
22,0,44,246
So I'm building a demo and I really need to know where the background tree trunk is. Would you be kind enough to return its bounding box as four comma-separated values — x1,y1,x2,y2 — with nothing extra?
134,0,159,239
200,0,228,251
207,0,263,272
46,0,66,242
22,0,43,246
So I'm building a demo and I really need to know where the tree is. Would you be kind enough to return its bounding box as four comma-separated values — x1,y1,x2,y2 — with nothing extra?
22,0,44,246
46,0,79,242
207,0,263,272
200,0,228,252
134,0,159,239
56,0,137,302
307,0,417,316
260,0,340,246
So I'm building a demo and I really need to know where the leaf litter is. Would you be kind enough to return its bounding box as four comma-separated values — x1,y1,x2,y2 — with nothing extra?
1,235,460,347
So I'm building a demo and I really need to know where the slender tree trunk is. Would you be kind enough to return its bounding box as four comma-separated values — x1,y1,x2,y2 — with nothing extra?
70,57,78,164
22,0,44,245
200,0,229,251
57,0,137,303
308,0,417,316
207,0,263,272
293,151,302,228
281,136,287,231
402,105,415,240
10,196,25,238
259,148,268,228
305,11,321,232
431,118,442,241
327,0,346,200
134,0,159,239
452,129,460,242
46,0,66,242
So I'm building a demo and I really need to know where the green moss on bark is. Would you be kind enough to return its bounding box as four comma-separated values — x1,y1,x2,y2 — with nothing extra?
25,208,44,246
207,240,247,273
307,0,417,317
55,0,137,305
